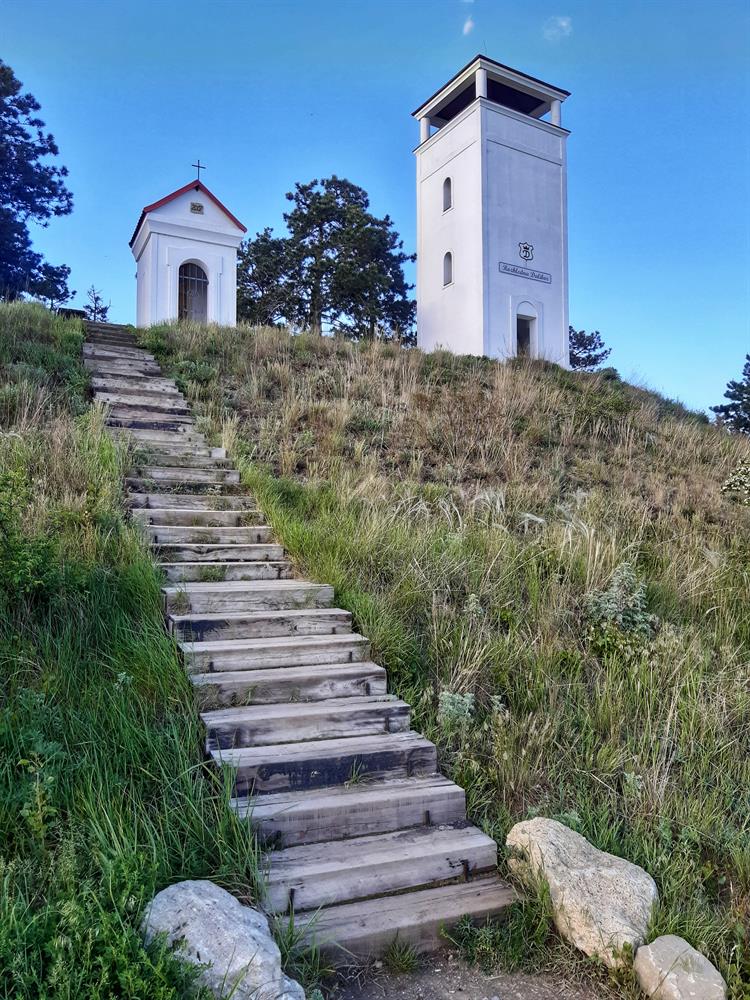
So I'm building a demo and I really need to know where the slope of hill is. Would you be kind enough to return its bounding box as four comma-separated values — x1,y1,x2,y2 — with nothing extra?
0,304,264,999
140,321,750,995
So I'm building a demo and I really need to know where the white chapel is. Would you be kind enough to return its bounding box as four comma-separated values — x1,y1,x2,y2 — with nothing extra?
413,55,571,366
130,179,246,327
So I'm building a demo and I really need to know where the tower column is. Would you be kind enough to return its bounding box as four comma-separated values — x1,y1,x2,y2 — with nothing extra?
419,116,432,144
476,67,488,99
550,99,562,126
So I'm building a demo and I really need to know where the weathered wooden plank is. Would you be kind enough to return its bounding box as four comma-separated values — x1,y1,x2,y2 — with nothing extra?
202,694,408,749
302,876,514,961
182,632,369,673
129,492,257,511
211,729,435,797
154,543,284,565
264,823,496,913
233,774,464,847
145,525,271,544
192,660,386,708
160,560,292,583
132,508,257,528
162,579,334,614
130,465,239,483
168,607,351,643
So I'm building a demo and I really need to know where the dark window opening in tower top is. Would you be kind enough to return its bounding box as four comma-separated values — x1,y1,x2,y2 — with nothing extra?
443,252,453,286
443,177,452,211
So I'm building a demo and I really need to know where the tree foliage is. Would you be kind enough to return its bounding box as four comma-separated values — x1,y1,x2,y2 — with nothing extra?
0,59,73,299
237,176,415,341
84,286,109,323
712,355,750,435
568,326,611,371
30,262,74,310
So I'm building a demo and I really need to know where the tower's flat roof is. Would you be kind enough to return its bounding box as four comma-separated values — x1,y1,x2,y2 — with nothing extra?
412,54,570,120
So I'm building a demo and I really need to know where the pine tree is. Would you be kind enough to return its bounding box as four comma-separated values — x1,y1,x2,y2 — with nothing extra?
84,286,109,323
569,327,611,370
712,356,750,434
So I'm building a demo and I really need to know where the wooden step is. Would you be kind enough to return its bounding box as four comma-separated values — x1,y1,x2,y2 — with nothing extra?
182,633,370,673
83,345,156,362
109,408,195,424
211,730,435,798
92,376,182,396
145,525,270,544
155,542,283,565
130,465,239,484
163,579,335,614
133,508,259,528
125,477,240,493
96,393,189,413
129,492,257,511
202,694,409,749
169,607,351,642
116,428,207,445
264,824,497,914
192,660,386,707
114,419,197,434
232,774,464,847
129,452,229,468
160,560,292,583
303,875,514,962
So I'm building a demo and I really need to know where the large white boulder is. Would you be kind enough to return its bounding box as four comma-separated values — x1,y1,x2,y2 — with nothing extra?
506,817,658,968
634,935,727,1000
141,880,305,1000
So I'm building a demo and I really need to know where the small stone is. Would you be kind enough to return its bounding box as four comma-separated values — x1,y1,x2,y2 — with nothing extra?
141,880,304,1000
506,817,658,968
634,935,727,1000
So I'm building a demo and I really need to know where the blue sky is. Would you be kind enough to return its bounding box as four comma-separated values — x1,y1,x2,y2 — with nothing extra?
4,0,749,413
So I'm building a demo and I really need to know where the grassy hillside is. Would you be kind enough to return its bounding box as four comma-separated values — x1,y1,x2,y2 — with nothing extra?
141,321,750,996
0,304,264,999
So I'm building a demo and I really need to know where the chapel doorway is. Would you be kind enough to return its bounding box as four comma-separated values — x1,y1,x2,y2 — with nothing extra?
516,316,532,357
178,262,208,322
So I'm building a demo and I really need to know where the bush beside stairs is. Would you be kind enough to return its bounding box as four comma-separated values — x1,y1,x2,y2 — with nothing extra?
85,320,513,961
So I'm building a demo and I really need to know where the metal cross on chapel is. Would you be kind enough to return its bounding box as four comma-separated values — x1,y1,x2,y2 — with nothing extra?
192,159,206,181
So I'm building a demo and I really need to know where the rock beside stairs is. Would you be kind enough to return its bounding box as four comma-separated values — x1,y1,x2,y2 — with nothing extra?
506,817,658,968
141,880,305,1000
634,935,727,1000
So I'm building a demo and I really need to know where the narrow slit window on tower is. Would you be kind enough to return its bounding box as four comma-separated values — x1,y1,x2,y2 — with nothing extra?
443,251,453,286
443,176,452,211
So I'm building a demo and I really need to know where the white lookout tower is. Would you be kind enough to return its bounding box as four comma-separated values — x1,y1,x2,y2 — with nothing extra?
130,179,246,328
413,55,570,365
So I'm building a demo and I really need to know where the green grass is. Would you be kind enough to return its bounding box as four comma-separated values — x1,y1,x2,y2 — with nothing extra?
141,320,750,997
0,304,263,999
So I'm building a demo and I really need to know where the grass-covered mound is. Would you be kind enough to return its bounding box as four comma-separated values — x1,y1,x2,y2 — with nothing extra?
0,304,261,999
141,321,750,996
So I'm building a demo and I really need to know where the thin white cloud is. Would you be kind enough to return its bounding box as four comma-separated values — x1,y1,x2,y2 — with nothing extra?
543,15,572,42
463,15,475,35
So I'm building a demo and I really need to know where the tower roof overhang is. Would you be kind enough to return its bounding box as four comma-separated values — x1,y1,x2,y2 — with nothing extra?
129,180,247,248
412,54,570,126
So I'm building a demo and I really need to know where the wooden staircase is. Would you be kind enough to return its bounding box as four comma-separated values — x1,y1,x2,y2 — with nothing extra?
86,321,513,961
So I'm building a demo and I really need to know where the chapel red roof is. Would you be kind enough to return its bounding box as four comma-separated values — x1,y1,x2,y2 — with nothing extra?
129,180,247,246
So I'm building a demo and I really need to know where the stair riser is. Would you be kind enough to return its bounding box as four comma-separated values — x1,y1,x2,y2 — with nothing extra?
109,408,195,423
161,562,292,583
146,526,271,543
155,544,283,563
223,740,436,799
126,478,242,494
83,346,155,362
93,380,183,397
130,493,257,511
247,784,465,849
205,703,410,750
116,428,206,445
184,640,369,673
164,584,334,615
113,419,195,432
170,610,351,642
265,837,496,914
133,510,257,528
192,664,383,706
133,467,239,484
91,365,163,378
130,454,229,468
100,396,189,413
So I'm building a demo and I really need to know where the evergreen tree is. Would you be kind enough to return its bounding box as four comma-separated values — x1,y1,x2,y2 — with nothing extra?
237,228,291,326
569,326,611,370
30,262,74,310
84,286,109,322
712,356,750,434
0,59,73,298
